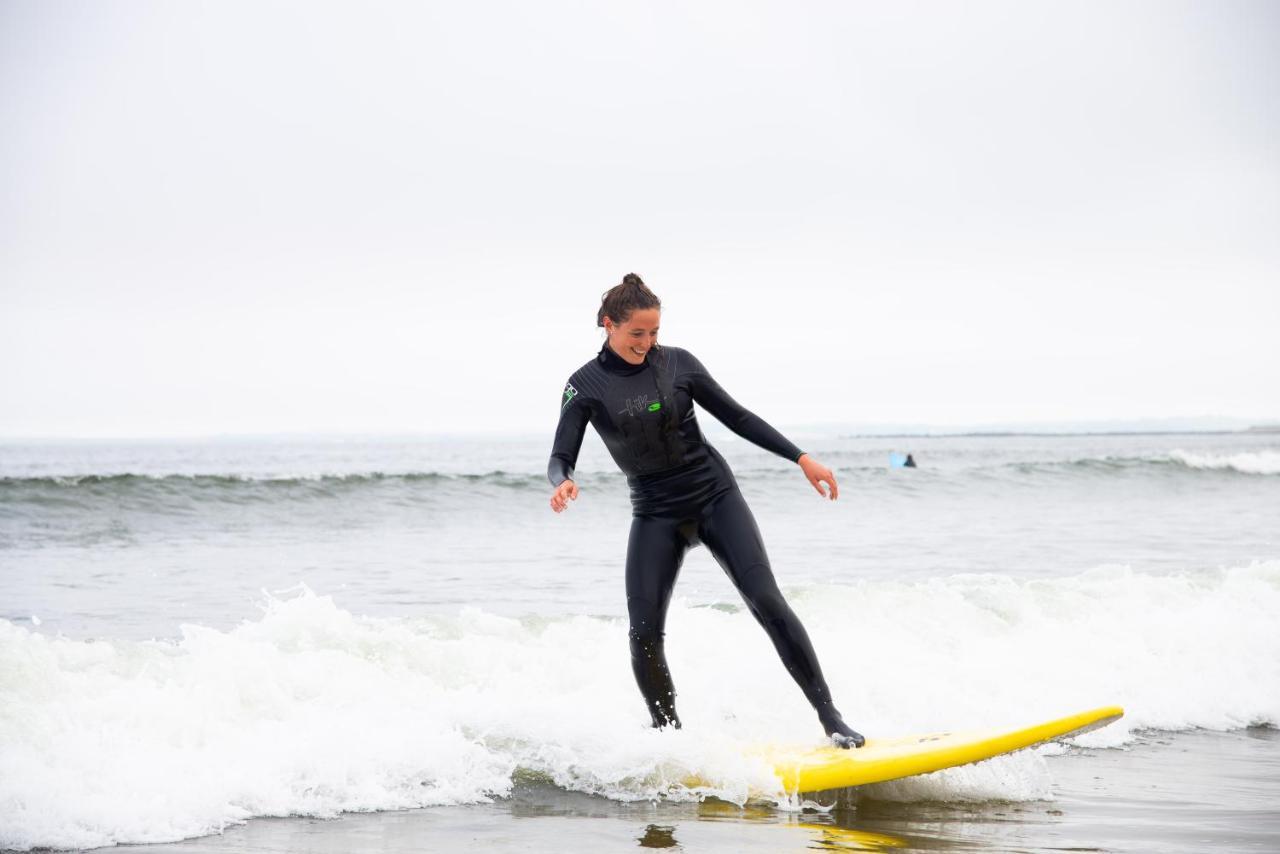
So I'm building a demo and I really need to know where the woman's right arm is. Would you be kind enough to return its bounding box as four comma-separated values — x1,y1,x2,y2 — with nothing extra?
548,380,589,512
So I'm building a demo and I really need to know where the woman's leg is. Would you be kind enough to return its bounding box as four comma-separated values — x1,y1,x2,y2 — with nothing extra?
698,489,865,747
625,514,694,728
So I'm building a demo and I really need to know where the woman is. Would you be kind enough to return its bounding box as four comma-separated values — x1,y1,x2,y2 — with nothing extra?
547,274,864,748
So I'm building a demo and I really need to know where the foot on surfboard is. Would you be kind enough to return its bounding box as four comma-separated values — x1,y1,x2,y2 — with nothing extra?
829,728,866,749
822,713,866,749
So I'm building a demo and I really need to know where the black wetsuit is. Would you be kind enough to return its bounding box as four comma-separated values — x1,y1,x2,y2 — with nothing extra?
548,343,862,745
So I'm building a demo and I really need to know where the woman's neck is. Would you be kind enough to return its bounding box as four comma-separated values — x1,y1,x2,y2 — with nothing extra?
599,340,649,375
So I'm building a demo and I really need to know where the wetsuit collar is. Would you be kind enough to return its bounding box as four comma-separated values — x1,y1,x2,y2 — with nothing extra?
598,341,651,376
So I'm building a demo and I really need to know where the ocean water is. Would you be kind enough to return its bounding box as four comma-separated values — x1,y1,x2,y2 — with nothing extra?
1,430,1278,852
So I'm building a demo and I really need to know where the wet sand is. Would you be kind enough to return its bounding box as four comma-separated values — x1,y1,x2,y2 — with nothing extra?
85,727,1279,854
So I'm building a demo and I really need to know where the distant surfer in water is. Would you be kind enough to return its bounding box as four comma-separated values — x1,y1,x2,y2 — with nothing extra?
547,274,865,748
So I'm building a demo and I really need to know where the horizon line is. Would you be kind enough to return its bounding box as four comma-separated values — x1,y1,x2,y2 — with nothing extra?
2,419,1278,444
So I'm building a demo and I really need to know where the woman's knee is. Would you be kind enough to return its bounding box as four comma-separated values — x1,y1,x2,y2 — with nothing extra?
737,563,791,620
627,598,665,646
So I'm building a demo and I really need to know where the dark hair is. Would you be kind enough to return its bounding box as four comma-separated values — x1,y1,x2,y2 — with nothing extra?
597,273,661,328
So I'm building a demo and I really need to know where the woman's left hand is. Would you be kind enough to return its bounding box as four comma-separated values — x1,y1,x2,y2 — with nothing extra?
798,454,839,500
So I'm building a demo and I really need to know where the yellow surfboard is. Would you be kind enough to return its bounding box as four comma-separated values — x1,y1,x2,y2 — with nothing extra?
762,705,1124,794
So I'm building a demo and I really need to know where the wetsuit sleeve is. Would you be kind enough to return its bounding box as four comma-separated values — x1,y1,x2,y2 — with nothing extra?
682,351,805,463
547,379,590,486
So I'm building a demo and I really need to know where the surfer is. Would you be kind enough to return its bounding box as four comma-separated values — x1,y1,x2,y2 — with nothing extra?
547,274,865,749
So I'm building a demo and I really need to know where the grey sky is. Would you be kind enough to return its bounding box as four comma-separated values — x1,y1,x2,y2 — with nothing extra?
2,0,1277,438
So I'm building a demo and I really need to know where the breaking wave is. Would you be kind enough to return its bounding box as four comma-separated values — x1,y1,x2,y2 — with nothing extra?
3,562,1278,850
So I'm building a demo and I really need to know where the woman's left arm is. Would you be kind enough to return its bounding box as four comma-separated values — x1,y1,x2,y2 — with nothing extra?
797,453,839,500
684,351,839,500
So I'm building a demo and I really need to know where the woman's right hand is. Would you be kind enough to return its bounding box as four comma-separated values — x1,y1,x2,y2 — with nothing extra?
549,479,579,513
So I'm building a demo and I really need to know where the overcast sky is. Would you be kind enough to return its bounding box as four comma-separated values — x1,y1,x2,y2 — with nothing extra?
2,0,1277,438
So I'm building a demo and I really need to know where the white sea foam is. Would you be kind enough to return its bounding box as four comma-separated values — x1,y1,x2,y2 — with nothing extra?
1169,449,1280,475
2,563,1278,850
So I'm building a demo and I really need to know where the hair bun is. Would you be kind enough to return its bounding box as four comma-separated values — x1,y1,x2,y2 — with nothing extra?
597,273,660,327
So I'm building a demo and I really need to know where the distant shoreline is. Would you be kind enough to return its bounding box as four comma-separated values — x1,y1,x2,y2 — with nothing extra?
2,426,1279,444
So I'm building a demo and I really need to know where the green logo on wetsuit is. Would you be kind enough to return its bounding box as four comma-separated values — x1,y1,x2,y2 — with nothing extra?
648,402,662,412
562,382,578,408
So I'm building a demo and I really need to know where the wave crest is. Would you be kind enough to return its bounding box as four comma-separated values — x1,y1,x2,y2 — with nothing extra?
1169,449,1280,475
3,563,1279,850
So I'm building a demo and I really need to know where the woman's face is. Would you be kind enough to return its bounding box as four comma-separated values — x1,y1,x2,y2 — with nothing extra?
605,308,660,365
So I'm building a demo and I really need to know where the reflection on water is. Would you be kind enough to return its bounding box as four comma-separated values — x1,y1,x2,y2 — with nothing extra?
632,813,911,852
794,821,909,851
512,785,919,850
637,823,679,848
